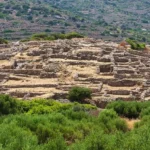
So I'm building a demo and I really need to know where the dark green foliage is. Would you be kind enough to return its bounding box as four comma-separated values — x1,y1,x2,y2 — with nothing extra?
26,32,84,41
31,33,50,40
0,94,95,115
45,29,51,32
0,12,7,18
0,95,18,115
106,101,141,118
98,109,128,133
68,86,92,102
0,123,38,150
126,38,146,50
42,137,67,150
64,32,84,39
1,94,150,149
0,38,8,44
106,100,150,118
140,107,150,118
0,0,150,42
0,99,126,150
3,29,15,33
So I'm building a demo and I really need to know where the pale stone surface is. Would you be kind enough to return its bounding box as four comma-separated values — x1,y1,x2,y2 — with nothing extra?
0,38,150,106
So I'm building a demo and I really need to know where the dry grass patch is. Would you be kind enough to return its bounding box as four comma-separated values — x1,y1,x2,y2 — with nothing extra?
122,117,140,130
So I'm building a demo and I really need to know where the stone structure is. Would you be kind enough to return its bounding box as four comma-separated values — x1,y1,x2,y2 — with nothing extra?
0,38,150,106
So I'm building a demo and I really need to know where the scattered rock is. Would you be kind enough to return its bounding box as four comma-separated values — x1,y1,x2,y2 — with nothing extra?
0,38,150,103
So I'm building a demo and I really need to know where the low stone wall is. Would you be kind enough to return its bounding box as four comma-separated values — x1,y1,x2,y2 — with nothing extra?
97,57,111,62
0,73,8,79
94,100,108,108
99,64,113,72
52,92,67,99
0,54,13,60
40,72,57,78
0,44,10,48
27,50,47,56
107,90,130,95
114,57,129,63
0,69,41,75
108,79,137,87
9,91,44,98
13,69,41,75
4,84,57,88
117,69,135,74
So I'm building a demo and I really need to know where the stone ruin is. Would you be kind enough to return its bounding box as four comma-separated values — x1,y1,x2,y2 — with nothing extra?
0,38,150,107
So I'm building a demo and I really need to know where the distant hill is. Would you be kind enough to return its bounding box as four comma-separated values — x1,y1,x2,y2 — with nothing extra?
0,0,150,43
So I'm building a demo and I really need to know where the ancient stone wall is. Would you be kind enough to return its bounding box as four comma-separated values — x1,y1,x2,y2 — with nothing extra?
0,38,150,106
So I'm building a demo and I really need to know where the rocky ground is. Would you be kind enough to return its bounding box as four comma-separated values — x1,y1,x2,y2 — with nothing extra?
0,38,150,106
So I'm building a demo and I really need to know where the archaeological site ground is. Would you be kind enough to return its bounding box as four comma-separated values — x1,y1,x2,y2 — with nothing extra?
0,36,150,149
0,38,150,105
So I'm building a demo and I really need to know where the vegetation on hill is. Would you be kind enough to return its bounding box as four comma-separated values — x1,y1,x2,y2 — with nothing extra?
0,38,8,44
1,94,150,149
106,100,150,118
22,32,84,41
68,86,92,102
0,0,149,43
126,39,146,50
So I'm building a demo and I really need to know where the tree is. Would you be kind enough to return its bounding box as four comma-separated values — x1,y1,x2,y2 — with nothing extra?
68,86,92,102
126,38,146,50
0,38,8,44
0,94,18,115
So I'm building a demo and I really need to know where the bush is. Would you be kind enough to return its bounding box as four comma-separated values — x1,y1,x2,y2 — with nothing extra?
140,107,150,118
31,33,49,40
106,101,142,118
0,38,8,44
65,32,84,39
98,109,118,123
98,109,128,133
1,94,150,149
0,123,38,150
42,136,67,150
126,38,146,50
23,32,84,41
0,94,95,116
36,124,56,144
68,86,92,102
0,94,19,115
106,101,126,115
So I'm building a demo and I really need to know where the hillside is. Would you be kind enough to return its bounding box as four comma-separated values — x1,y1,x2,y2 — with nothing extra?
0,0,150,43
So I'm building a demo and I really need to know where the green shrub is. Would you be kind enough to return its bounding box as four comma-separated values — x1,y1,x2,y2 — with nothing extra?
98,109,118,123
71,131,117,150
140,107,150,118
68,86,92,102
0,94,95,116
106,101,142,118
31,33,49,40
126,38,146,50
65,109,89,120
81,132,106,150
98,109,128,133
42,136,67,150
65,32,84,39
0,123,38,150
36,124,56,144
0,38,8,44
1,94,150,149
106,101,126,115
0,94,19,115
23,32,84,41
123,103,140,118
